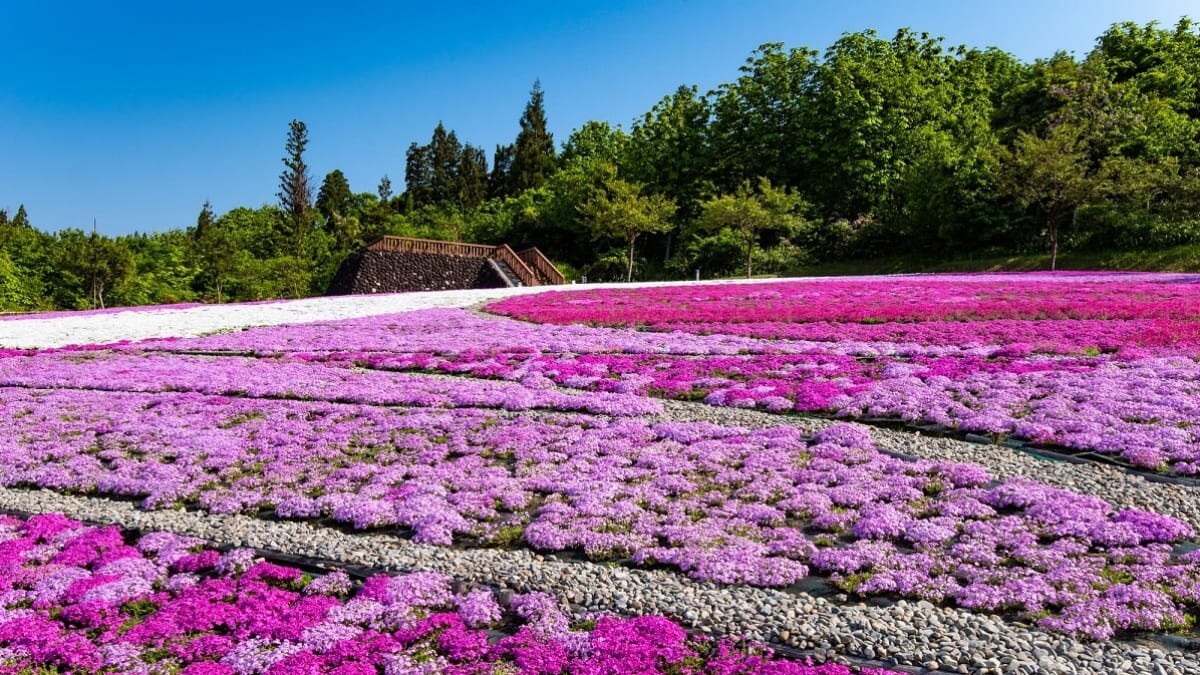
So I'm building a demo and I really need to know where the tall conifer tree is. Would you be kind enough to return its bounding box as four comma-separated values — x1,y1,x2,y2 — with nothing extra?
430,123,463,204
458,145,489,208
315,169,353,220
509,80,556,193
11,205,30,229
378,175,393,204
278,119,313,258
489,144,515,197
405,141,432,205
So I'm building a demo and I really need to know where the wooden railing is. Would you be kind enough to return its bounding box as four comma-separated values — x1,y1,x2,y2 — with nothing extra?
367,236,498,259
364,236,561,287
516,247,567,285
493,245,540,287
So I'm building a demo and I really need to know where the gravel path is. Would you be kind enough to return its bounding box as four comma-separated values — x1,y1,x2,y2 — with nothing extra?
0,485,1193,675
0,278,793,349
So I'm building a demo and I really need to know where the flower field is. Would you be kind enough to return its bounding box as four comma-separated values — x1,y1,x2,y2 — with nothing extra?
3,273,1200,671
127,274,1200,473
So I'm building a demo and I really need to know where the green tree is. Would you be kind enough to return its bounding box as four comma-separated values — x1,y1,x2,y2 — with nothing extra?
999,125,1108,270
580,177,676,282
1094,18,1200,119
628,86,712,203
430,123,463,204
698,179,804,278
560,121,629,167
315,169,362,253
509,80,556,193
11,205,30,229
406,123,484,211
628,85,715,261
0,251,40,311
405,140,432,205
278,119,313,259
55,229,134,309
115,230,198,306
0,209,10,251
316,170,353,220
710,44,818,191
457,144,489,209
377,175,393,204
193,201,239,302
489,144,515,198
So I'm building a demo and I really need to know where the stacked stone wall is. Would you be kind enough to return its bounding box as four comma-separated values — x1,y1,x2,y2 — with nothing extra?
326,251,507,295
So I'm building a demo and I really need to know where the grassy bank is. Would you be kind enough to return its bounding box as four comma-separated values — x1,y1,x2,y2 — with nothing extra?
788,243,1200,277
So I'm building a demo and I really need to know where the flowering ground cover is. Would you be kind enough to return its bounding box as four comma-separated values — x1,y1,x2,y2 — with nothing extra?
486,274,1200,326
0,513,886,674
6,272,1200,645
1,370,1199,639
0,351,661,416
125,292,1200,473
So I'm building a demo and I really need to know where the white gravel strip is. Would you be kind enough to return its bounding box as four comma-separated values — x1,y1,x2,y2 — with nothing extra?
1,485,1194,675
0,279,792,349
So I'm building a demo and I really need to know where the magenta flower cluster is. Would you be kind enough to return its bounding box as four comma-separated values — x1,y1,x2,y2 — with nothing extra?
1,513,888,674
487,274,1200,327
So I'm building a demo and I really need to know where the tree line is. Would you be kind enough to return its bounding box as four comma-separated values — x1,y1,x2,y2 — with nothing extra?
3,19,1200,310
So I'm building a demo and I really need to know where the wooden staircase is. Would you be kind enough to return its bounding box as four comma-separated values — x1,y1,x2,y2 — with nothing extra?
366,236,565,287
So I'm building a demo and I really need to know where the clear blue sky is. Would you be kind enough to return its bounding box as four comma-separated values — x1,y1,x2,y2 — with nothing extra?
1,0,1194,235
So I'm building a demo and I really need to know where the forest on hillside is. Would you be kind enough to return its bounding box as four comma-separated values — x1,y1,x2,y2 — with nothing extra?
3,18,1200,310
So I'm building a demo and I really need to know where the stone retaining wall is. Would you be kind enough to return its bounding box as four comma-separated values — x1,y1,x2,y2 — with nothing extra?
327,251,508,295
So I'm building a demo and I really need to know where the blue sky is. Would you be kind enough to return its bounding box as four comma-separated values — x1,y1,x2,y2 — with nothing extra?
1,0,1195,235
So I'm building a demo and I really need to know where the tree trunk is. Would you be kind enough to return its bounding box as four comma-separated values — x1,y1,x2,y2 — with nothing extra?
1049,218,1059,272
745,233,754,279
626,237,636,283
216,277,223,304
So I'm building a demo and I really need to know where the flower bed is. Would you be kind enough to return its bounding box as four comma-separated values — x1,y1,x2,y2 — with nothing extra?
1,380,1197,639
118,303,1200,472
110,273,1200,473
0,513,884,674
486,275,1200,325
0,351,661,416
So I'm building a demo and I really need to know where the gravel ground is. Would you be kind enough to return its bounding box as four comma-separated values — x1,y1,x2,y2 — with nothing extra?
0,485,1194,675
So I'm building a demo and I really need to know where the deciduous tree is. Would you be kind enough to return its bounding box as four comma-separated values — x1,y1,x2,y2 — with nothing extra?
580,177,675,282
698,178,804,277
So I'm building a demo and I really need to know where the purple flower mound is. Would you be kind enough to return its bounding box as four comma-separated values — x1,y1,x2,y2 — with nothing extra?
812,424,875,452
1112,510,1196,543
0,513,901,675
